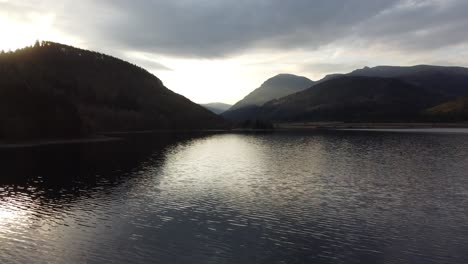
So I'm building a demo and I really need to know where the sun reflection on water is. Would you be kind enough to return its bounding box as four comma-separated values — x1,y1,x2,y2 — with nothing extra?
0,206,18,223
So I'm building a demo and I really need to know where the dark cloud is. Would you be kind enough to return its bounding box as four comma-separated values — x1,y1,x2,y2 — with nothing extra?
3,0,468,58
354,0,468,51
56,0,399,57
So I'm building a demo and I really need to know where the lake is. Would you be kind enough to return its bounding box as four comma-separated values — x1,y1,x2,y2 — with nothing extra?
1,129,468,264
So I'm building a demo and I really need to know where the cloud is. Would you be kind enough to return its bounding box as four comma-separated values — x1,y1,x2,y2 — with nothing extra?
98,0,399,57
3,0,468,59
0,0,395,56
353,0,468,51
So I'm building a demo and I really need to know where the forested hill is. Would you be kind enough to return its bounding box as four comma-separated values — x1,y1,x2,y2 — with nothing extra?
0,41,225,140
246,76,443,122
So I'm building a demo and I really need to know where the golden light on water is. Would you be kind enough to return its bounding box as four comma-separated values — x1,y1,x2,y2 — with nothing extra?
0,194,34,229
0,205,19,224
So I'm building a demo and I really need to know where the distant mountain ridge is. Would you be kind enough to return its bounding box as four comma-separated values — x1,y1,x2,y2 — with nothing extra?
258,76,440,122
0,41,225,140
223,74,314,120
349,65,468,97
229,74,314,110
201,102,232,114
223,65,468,122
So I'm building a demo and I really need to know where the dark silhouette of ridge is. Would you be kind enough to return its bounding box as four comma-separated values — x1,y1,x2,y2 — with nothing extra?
229,74,314,111
0,41,225,140
349,65,468,97
236,76,444,122
223,65,468,123
223,74,314,120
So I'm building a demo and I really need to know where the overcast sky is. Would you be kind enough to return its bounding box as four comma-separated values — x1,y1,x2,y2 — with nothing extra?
1,0,468,104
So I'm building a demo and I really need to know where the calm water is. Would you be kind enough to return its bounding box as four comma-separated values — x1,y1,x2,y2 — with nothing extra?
1,130,468,264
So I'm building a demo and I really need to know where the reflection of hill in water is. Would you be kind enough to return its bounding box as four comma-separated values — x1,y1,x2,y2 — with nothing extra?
0,133,211,201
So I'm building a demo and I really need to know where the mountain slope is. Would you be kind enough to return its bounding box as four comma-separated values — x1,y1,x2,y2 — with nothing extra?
224,65,468,123
229,74,314,110
426,96,468,120
223,74,314,120
0,42,224,140
256,76,441,122
349,65,468,97
201,102,232,114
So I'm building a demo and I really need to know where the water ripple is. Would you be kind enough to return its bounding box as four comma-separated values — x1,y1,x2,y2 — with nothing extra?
0,131,468,263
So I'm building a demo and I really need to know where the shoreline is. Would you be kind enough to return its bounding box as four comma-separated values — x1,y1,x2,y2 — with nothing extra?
275,122,468,130
1,123,468,148
0,136,121,149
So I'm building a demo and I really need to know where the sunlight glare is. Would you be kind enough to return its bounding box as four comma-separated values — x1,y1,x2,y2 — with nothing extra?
0,12,78,51
0,206,18,224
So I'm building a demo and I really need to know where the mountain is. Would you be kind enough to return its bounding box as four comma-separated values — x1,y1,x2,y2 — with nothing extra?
349,65,468,97
0,41,225,140
201,102,232,114
223,74,314,120
223,65,468,123
251,76,441,122
426,96,468,121
229,74,314,110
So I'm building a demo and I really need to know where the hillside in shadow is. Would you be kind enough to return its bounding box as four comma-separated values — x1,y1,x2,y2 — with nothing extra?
0,42,225,140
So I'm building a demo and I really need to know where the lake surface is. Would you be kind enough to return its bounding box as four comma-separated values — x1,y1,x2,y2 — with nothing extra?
1,130,468,264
